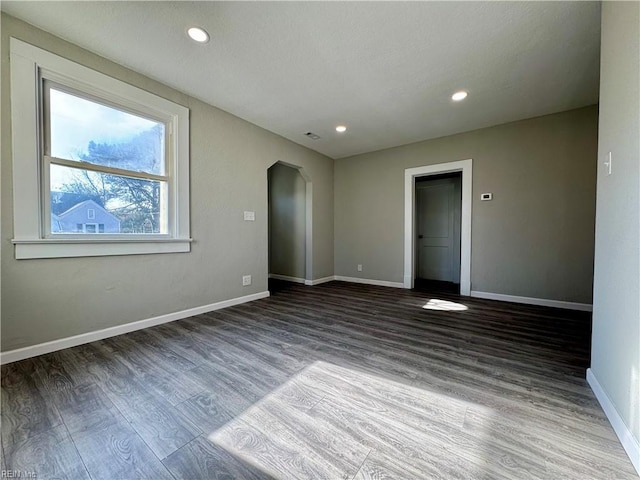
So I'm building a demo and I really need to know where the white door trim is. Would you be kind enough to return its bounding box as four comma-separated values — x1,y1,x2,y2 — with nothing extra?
404,159,472,294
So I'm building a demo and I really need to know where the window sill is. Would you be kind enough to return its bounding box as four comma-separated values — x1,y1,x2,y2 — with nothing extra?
12,238,192,259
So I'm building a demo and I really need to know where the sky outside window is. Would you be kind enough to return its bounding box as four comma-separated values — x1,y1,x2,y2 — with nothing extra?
49,88,164,188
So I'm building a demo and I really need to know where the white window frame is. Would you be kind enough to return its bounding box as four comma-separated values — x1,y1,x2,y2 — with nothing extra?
10,38,191,259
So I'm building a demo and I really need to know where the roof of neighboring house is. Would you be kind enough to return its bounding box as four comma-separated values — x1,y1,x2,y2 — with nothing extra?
57,199,119,222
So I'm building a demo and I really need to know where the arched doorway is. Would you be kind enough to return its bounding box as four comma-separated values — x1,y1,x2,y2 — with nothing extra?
267,161,312,288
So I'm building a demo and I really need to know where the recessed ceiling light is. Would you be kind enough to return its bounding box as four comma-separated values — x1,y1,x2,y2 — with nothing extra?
187,27,209,43
336,125,347,133
451,91,468,101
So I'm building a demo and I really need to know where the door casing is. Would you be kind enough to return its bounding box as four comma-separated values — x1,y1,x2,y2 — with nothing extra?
404,159,472,294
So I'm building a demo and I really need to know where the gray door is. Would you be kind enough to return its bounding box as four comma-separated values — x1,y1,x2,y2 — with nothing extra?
416,181,458,282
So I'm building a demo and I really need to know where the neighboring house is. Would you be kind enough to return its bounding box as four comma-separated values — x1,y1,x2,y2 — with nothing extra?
55,199,121,234
50,213,62,233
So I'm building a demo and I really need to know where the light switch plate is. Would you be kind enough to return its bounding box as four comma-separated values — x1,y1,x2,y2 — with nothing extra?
481,193,493,201
244,211,255,221
605,152,612,175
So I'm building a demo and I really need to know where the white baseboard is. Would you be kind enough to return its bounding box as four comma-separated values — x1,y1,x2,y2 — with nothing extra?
587,369,640,475
0,291,270,365
470,290,593,311
268,274,335,286
269,274,306,284
334,275,404,289
305,276,335,286
269,274,404,289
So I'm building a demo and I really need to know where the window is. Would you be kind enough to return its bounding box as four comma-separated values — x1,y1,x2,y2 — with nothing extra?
45,84,168,236
10,39,191,259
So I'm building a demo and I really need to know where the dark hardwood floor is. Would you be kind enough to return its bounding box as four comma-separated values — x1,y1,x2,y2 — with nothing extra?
1,280,637,479
413,278,460,295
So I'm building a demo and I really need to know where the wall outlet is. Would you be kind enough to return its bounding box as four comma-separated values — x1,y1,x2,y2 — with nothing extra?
244,211,255,221
242,275,252,286
357,264,363,272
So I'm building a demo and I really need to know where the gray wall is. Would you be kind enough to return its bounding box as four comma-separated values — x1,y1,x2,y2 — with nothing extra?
268,163,307,279
335,106,598,303
591,1,640,445
1,14,334,351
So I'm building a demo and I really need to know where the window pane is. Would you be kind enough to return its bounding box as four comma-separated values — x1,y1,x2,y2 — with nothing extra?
50,164,168,234
49,87,165,175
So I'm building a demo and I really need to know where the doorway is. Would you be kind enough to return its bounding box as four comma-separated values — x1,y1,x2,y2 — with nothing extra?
415,173,462,293
403,159,472,294
267,162,312,288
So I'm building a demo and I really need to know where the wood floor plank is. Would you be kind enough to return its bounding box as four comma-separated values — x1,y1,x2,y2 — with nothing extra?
2,424,90,480
462,404,635,479
266,375,325,412
127,330,198,372
203,341,290,389
177,391,239,436
301,361,468,428
307,394,465,479
185,358,269,405
1,360,62,448
310,371,549,480
55,383,173,480
183,318,309,376
352,448,446,480
209,308,422,384
147,324,214,365
88,362,201,459
209,416,347,480
115,394,201,460
1,435,6,473
31,351,80,395
258,396,371,476
72,420,175,480
163,434,273,480
101,335,204,406
55,383,122,434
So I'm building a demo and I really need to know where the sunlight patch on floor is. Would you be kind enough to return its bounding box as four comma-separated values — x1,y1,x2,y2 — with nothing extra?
423,298,469,311
207,360,492,479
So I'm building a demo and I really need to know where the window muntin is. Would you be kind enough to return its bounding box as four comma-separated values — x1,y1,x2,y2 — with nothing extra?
43,82,170,237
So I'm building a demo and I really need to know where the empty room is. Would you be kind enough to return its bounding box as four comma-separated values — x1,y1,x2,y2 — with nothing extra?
1,2,638,479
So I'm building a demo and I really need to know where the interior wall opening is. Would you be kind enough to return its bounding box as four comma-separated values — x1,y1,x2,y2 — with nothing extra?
267,162,309,289
414,172,462,294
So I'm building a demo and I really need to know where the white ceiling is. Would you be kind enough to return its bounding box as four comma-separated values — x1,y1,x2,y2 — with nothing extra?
2,1,601,159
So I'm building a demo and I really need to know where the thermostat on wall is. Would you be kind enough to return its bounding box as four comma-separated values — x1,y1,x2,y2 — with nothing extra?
481,193,493,201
